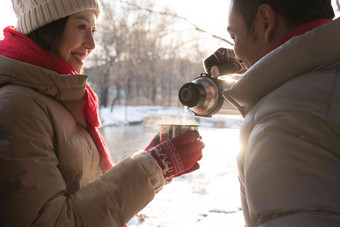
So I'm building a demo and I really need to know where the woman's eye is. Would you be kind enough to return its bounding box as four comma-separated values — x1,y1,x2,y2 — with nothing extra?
78,25,87,30
92,29,97,35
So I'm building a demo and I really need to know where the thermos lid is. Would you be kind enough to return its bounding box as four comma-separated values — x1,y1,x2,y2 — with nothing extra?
178,74,224,117
178,82,201,108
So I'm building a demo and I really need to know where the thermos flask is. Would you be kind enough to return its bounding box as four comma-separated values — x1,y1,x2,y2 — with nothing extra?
178,73,239,117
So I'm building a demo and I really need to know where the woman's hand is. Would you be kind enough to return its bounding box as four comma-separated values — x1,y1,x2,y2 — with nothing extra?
145,130,203,180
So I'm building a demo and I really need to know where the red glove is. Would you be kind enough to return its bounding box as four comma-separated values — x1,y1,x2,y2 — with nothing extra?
203,47,246,76
145,130,203,180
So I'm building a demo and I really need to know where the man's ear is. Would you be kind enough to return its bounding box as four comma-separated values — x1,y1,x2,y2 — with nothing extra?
257,4,276,43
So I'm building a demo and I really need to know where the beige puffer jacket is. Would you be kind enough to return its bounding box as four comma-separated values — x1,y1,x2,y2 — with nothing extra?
0,56,164,227
223,18,340,226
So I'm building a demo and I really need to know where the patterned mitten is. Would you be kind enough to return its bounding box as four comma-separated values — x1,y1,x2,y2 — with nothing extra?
145,130,203,180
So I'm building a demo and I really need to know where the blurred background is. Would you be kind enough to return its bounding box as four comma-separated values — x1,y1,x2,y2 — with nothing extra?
2,0,340,110
1,0,340,226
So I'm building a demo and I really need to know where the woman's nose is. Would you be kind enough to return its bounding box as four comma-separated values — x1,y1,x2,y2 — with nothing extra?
84,31,96,50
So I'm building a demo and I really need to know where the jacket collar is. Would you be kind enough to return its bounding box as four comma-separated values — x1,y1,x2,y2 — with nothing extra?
223,17,340,117
268,18,332,53
0,55,88,127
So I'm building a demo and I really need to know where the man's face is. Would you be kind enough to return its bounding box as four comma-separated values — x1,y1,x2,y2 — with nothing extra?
227,2,267,69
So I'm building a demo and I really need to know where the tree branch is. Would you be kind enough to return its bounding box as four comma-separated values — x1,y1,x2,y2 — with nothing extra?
119,0,234,45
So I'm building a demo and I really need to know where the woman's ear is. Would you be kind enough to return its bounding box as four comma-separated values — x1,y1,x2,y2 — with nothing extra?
257,4,276,43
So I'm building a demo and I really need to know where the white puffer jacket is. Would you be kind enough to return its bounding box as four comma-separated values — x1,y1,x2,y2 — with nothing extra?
224,17,340,227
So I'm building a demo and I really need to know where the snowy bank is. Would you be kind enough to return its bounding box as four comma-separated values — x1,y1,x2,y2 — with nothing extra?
99,105,243,129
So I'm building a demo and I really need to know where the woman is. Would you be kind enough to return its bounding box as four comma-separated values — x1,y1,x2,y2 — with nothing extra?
0,0,203,226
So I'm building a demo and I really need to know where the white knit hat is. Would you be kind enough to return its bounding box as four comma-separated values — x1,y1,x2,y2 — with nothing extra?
11,0,101,34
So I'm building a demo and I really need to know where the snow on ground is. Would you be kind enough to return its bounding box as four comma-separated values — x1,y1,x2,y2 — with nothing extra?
100,105,184,126
100,106,245,227
100,105,243,129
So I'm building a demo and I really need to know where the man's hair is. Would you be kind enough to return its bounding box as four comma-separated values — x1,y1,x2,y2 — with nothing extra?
232,0,335,30
27,16,69,54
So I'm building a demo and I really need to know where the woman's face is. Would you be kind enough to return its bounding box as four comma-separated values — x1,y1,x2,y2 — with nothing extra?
56,10,97,73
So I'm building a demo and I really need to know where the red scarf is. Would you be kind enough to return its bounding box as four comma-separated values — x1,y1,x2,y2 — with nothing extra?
269,18,332,53
0,26,113,173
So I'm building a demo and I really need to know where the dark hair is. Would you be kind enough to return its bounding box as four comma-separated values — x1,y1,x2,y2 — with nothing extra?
27,16,69,54
231,0,335,31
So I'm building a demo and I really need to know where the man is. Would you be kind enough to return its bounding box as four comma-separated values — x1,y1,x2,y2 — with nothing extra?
204,0,340,226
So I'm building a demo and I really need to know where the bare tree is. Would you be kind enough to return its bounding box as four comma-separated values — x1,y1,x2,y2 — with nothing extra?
119,0,233,46
86,0,218,110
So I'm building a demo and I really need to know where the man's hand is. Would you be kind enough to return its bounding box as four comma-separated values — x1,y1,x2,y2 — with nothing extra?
204,48,246,77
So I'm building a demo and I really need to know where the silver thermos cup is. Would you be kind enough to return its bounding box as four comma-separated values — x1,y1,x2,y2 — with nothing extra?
160,124,198,142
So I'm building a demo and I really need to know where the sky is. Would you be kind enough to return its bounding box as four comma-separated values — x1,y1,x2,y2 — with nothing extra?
160,0,230,38
0,1,17,37
0,0,231,42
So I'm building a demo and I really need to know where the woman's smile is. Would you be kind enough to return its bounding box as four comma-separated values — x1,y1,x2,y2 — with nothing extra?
56,10,96,73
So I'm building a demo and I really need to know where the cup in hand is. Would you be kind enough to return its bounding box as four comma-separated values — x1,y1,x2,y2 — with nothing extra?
160,124,199,142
